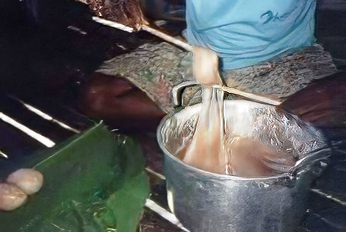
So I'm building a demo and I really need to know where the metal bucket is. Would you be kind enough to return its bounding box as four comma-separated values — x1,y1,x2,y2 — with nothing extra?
157,100,331,232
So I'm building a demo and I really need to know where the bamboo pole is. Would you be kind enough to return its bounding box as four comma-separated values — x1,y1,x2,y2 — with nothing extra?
17,100,81,133
140,24,193,52
0,151,8,159
91,17,281,105
92,16,192,51
0,112,56,148
218,86,282,106
92,17,134,33
144,199,189,231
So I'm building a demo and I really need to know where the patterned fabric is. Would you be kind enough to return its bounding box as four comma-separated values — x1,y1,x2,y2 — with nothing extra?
98,43,336,113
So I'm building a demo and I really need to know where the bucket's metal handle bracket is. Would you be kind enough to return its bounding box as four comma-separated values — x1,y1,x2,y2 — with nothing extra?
172,81,198,107
311,159,329,177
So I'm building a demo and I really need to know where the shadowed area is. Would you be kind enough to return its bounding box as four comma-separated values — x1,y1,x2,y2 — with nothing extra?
282,71,346,130
0,0,345,231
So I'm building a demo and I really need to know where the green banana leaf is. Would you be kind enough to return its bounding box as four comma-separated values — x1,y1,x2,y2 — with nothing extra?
0,123,150,232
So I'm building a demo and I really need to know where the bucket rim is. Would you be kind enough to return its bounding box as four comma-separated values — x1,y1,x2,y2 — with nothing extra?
157,101,331,181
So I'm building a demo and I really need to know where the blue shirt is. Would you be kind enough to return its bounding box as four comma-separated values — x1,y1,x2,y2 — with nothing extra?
186,0,317,70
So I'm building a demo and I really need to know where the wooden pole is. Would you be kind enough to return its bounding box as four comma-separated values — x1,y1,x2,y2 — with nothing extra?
218,86,282,106
92,16,192,51
91,17,281,105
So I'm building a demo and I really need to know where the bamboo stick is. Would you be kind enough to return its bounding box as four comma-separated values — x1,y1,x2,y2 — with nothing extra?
217,86,282,106
140,25,193,52
91,17,281,105
0,112,56,148
92,16,192,51
92,17,134,33
144,199,189,231
17,100,81,134
0,151,8,159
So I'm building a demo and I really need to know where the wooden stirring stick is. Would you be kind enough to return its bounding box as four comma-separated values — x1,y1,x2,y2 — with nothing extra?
92,16,193,52
92,17,281,106
219,86,281,106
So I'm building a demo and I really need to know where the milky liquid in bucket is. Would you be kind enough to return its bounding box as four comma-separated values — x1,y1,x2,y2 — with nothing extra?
179,87,297,177
181,87,229,174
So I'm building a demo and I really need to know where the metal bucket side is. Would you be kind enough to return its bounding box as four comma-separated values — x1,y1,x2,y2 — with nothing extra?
161,147,330,232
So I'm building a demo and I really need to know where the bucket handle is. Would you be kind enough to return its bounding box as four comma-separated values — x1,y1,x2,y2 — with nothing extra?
289,147,331,188
172,81,198,106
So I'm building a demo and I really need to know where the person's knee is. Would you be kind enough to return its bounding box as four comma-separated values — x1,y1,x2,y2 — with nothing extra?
77,73,122,117
78,80,107,117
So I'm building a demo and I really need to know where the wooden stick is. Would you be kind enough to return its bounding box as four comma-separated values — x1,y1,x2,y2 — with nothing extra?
144,199,189,231
91,17,280,105
8,95,80,133
217,86,282,106
0,112,56,148
140,25,193,52
92,16,192,51
0,151,8,159
145,167,166,180
92,16,134,33
19,100,81,134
